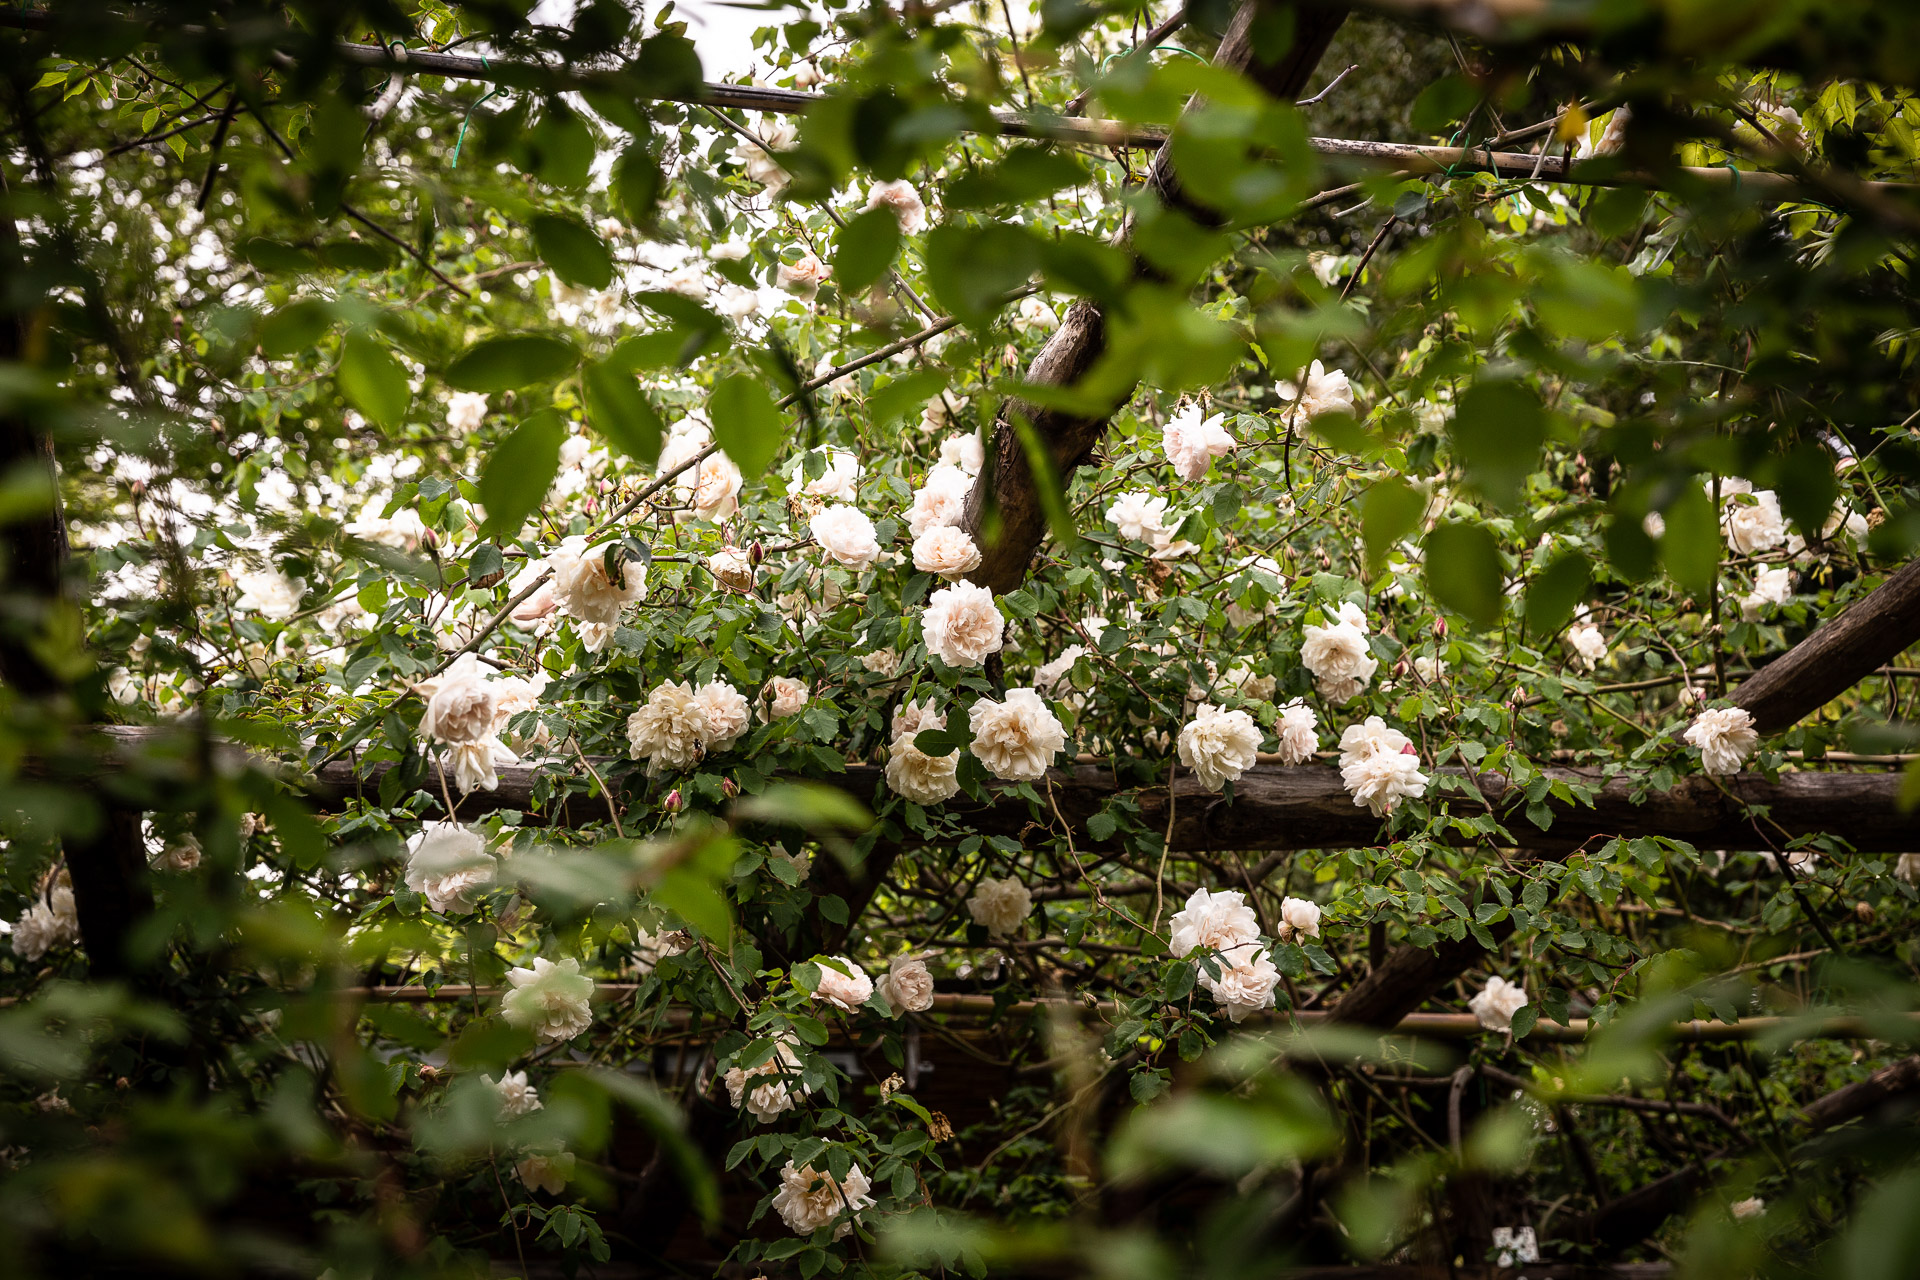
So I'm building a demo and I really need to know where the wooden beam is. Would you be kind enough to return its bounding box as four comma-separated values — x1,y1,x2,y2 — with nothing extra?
1731,559,1920,734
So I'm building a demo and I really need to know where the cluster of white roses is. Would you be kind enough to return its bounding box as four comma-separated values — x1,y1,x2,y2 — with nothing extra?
8,872,80,962
1167,886,1322,1023
626,677,752,774
1300,601,1379,703
413,653,550,794
1337,717,1431,817
403,823,498,914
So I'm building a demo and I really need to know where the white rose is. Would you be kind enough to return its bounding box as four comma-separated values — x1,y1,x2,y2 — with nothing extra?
1105,490,1172,545
1161,406,1235,481
444,737,518,795
907,464,972,536
1896,853,1920,885
1730,1197,1765,1221
777,251,826,300
967,876,1033,939
912,525,982,579
922,579,1005,669
1274,699,1320,765
1276,359,1354,420
1198,947,1280,1023
490,1070,542,1119
772,1160,874,1239
731,120,797,191
1033,646,1087,694
1342,748,1427,817
404,823,497,914
1169,887,1260,959
860,648,899,675
864,178,928,234
1722,485,1787,555
813,955,874,1011
1567,622,1609,669
233,567,305,620
1276,896,1321,943
1338,715,1411,766
1177,704,1263,791
627,680,710,774
725,1038,807,1121
762,676,811,721
694,679,751,750
1469,975,1529,1032
709,548,756,592
939,433,984,475
967,688,1065,781
414,653,500,745
1740,566,1793,619
1012,294,1059,333
500,956,595,1042
446,390,489,433
790,446,863,501
1682,706,1758,775
876,955,936,1015
515,1146,576,1195
885,735,961,805
1301,620,1378,703
682,451,744,522
810,504,881,570
1413,655,1447,683
892,698,945,739
549,536,646,652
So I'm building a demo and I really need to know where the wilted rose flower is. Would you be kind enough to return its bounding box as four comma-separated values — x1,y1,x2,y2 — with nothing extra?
1177,703,1263,791
967,688,1065,781
912,525,982,579
922,580,1005,668
709,547,755,592
810,504,881,570
1682,706,1758,775
444,737,518,795
501,956,595,1042
967,876,1032,939
515,1145,575,1195
1720,480,1787,555
1469,975,1529,1032
404,823,497,914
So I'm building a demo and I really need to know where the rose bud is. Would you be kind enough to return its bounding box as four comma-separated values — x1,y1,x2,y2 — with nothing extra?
749,540,766,565
663,789,682,813
722,777,739,799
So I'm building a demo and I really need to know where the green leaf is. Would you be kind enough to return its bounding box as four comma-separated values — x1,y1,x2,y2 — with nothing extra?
1659,483,1721,596
532,213,614,290
870,370,949,428
336,332,411,427
584,359,666,466
945,145,1090,209
832,206,901,295
1524,552,1591,637
923,223,1042,327
1424,521,1504,629
258,298,336,358
655,864,731,940
709,374,784,480
614,144,664,226
1360,477,1424,576
520,106,595,189
1449,380,1545,510
1008,408,1077,551
479,409,566,539
1775,441,1839,539
446,334,580,393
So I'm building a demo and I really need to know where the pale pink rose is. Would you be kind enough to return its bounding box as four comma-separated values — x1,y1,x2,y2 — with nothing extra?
810,504,881,570
907,464,973,537
864,179,928,234
813,955,874,1011
912,525,982,579
921,579,1004,668
1169,887,1260,959
778,251,826,300
762,676,810,721
967,688,1065,781
1162,405,1235,481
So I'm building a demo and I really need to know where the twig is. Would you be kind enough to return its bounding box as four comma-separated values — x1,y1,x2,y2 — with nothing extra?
1296,64,1360,109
